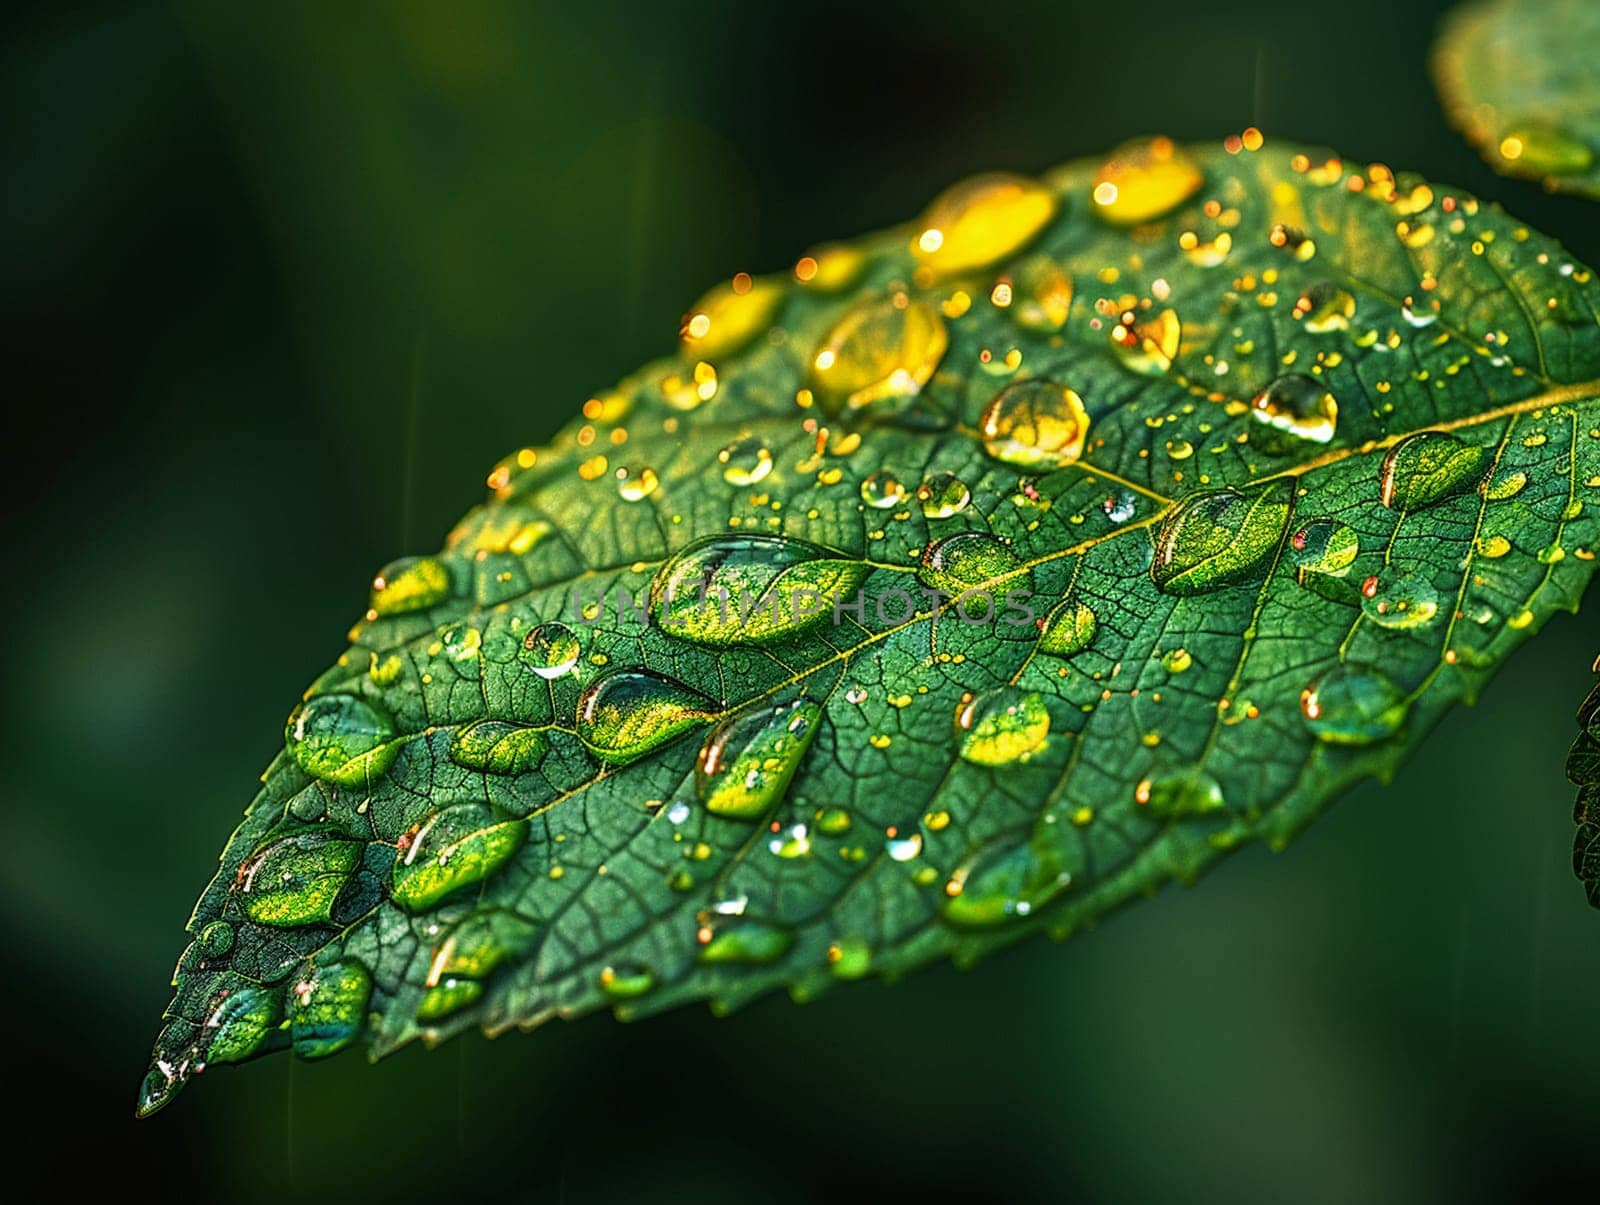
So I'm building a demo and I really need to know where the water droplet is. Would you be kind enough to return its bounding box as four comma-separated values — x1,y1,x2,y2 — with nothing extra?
449,720,547,775
1092,137,1203,225
617,467,659,502
1301,666,1408,745
941,827,1073,927
828,937,873,979
698,921,795,965
576,668,715,764
918,531,1023,596
370,556,453,616
1161,647,1193,673
1379,432,1488,510
978,379,1090,467
815,807,852,835
1288,518,1360,581
391,803,527,911
1180,229,1232,266
1402,297,1437,327
912,172,1057,277
860,470,908,509
886,831,923,862
1482,468,1528,500
1250,374,1338,446
1109,308,1181,375
1497,121,1596,178
1102,491,1137,523
1038,599,1097,657
679,274,784,361
519,621,581,678
1135,768,1225,817
917,471,972,518
696,700,822,820
429,911,538,982
286,694,399,786
651,534,870,645
1151,482,1293,596
718,437,773,486
956,688,1051,766
810,297,948,415
1011,256,1074,331
197,921,234,957
1268,224,1317,261
417,977,484,1022
1295,283,1356,332
795,242,867,292
769,823,812,858
202,980,283,1065
1361,569,1440,629
239,833,364,926
1477,534,1512,559
599,963,656,1000
289,961,372,1059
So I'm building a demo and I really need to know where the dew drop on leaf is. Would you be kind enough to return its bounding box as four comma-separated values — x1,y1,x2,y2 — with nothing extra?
599,963,656,1000
917,471,972,519
695,699,822,820
941,827,1074,927
519,621,582,678
576,669,715,764
917,531,1023,595
679,274,785,361
1135,767,1226,817
1301,666,1409,745
979,378,1091,467
448,720,548,775
238,833,365,926
1109,307,1181,375
1361,569,1441,630
1379,431,1488,509
1091,136,1203,225
1250,374,1339,445
810,297,948,415
698,921,794,965
417,977,483,1022
1295,282,1357,332
289,961,372,1059
391,803,527,912
718,436,773,486
1038,598,1098,657
1496,121,1596,178
285,693,399,787
955,688,1052,765
860,470,908,509
369,555,454,617
912,171,1058,278
1010,255,1074,331
1151,482,1294,596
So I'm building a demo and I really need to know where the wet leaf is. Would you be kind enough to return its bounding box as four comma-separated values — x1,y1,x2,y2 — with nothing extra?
1434,0,1600,198
140,136,1600,1116
1569,655,1600,908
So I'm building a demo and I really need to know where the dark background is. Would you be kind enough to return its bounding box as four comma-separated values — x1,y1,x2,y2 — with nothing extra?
4,1,1597,1199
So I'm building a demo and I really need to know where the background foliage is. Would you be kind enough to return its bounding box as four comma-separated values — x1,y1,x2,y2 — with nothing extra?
4,0,1597,1199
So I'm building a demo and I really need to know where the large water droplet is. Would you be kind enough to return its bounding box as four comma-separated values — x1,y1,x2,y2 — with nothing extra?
518,621,581,678
1092,137,1203,225
202,980,283,1065
1379,432,1488,510
696,699,822,820
918,531,1023,596
429,911,538,983
370,556,453,617
651,534,870,646
917,471,972,518
391,803,527,911
810,297,948,415
239,832,364,927
286,694,399,787
1109,308,1181,375
289,961,372,1060
449,720,548,775
1497,121,1597,178
978,379,1090,468
1361,569,1441,630
576,668,715,764
941,826,1073,927
956,688,1051,766
1151,482,1293,596
1011,256,1074,331
912,172,1058,277
1251,374,1338,445
1135,768,1226,817
718,436,774,486
698,920,795,965
679,274,784,361
1301,666,1408,745
1037,598,1097,657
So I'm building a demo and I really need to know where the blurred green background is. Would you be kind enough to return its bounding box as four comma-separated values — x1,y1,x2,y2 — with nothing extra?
4,0,1597,1199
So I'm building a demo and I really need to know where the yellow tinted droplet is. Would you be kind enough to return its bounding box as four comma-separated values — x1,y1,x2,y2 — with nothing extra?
795,242,867,292
1109,308,1181,375
912,172,1058,278
956,689,1051,765
979,379,1090,468
810,298,948,415
370,556,453,617
1497,122,1596,178
1251,374,1339,445
679,275,785,361
1295,283,1356,332
617,467,659,501
1011,256,1074,331
1477,534,1512,559
1092,137,1203,225
1179,229,1232,267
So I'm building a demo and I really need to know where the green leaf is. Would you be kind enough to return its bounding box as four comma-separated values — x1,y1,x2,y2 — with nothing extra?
1570,655,1600,908
139,137,1600,1116
1434,0,1600,198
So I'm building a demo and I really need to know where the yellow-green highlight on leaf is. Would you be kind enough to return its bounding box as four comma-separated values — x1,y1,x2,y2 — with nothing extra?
139,134,1600,1120
1434,0,1600,198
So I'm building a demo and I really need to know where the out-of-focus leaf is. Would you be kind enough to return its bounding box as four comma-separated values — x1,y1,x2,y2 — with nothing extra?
1569,655,1600,907
1434,0,1600,198
140,136,1600,1116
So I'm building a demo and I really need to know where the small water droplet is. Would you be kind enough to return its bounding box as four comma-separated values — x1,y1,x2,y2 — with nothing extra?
698,921,795,965
1160,647,1193,673
679,274,784,361
576,669,715,765
1109,308,1181,375
599,963,656,1000
449,720,547,775
519,621,581,678
886,831,924,862
917,471,972,519
238,833,364,926
1251,374,1338,445
1135,768,1225,817
1011,256,1074,331
718,437,774,486
1497,121,1596,178
289,961,372,1059
617,467,659,501
918,531,1023,596
941,825,1073,927
1361,569,1441,629
1038,599,1097,657
1295,282,1357,332
860,470,908,510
